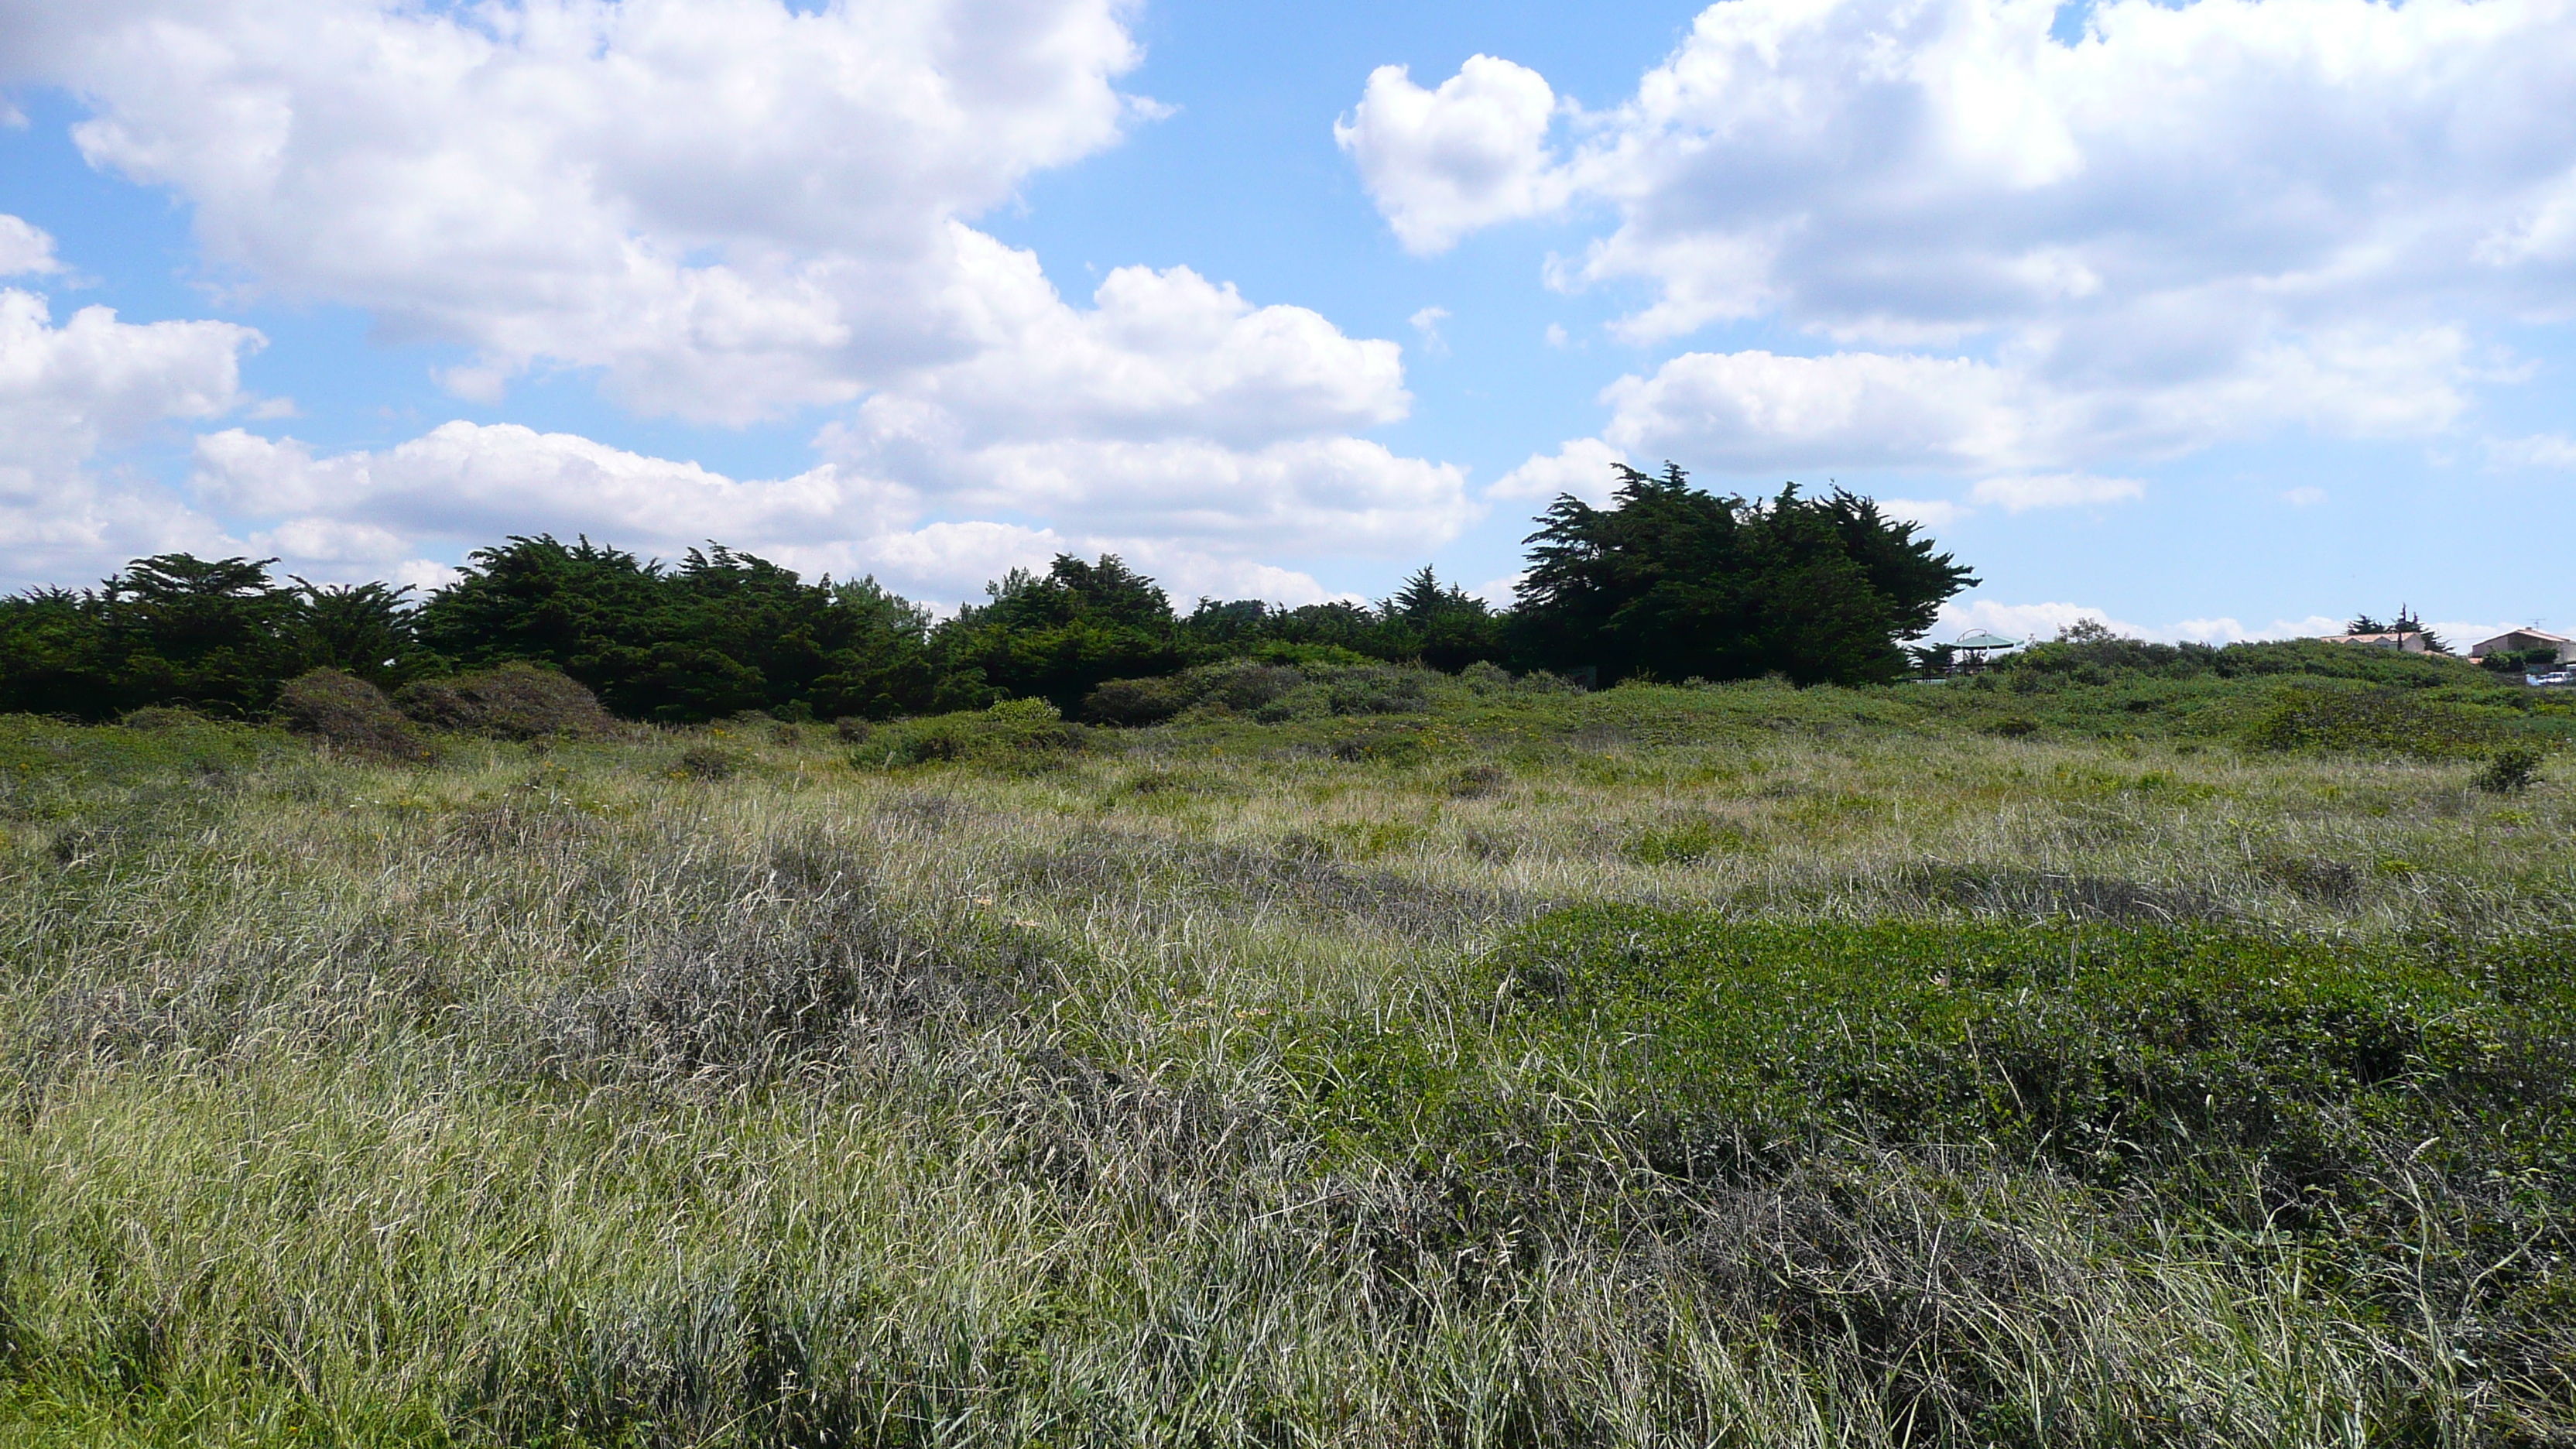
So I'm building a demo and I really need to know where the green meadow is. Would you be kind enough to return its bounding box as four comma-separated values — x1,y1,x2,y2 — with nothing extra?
2,646,2571,1446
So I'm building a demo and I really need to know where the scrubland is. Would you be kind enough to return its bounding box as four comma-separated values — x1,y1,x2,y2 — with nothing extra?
2,659,2571,1447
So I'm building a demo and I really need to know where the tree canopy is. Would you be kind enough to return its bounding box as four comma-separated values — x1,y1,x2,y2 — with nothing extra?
0,463,1982,721
1512,464,1976,686
0,556,424,720
414,536,937,721
930,554,1185,714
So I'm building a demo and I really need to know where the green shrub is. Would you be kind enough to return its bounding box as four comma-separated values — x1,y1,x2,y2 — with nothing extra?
1441,763,1506,797
1318,663,1432,716
396,663,618,740
1250,683,1331,724
115,705,204,732
1325,724,1427,765
1451,910,2571,1187
2480,647,2561,675
274,668,428,761
1081,660,1310,725
857,698,1088,769
1624,818,1752,865
1109,658,1427,724
2475,745,2546,793
1077,675,1195,726
1513,669,1586,694
2240,683,2497,757
674,743,742,780
1193,659,1306,711
2,711,277,793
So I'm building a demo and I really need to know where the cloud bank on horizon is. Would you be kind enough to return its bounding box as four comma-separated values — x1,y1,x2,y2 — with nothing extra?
2,0,2573,640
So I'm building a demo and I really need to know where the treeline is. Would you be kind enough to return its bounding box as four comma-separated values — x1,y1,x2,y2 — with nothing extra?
0,465,1975,724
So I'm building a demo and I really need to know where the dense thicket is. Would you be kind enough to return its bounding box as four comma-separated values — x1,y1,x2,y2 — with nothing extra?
0,556,426,720
413,538,940,721
0,465,1976,721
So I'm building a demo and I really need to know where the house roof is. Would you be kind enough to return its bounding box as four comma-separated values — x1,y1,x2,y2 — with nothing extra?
2472,628,2572,649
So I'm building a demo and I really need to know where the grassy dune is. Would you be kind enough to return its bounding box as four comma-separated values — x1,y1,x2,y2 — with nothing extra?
1,665,2571,1445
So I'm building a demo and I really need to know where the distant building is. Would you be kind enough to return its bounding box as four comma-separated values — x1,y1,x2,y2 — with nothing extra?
2318,629,2431,653
2469,629,2575,665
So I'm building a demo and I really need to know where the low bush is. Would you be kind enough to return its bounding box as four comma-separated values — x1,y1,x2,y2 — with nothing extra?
1250,683,1332,724
1081,659,1310,725
1432,911,2576,1213
1078,675,1196,727
1321,663,1432,716
2481,647,2561,675
1511,667,1586,695
275,668,428,761
1440,763,1506,798
395,663,618,740
2475,745,2546,793
1624,817,1751,865
1194,659,1307,712
856,697,1088,769
1325,724,1427,765
674,743,742,780
2239,683,2498,757
114,705,204,732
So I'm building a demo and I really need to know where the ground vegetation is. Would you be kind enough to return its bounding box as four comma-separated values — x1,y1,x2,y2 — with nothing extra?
0,653,2571,1445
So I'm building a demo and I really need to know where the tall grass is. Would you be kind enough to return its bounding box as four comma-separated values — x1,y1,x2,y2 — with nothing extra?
0,682,2569,1445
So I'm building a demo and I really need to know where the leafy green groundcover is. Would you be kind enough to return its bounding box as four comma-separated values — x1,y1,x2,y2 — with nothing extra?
1458,912,2571,1178
1297,910,2576,1430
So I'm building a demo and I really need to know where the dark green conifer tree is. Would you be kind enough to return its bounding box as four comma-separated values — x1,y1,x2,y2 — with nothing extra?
1512,464,1973,686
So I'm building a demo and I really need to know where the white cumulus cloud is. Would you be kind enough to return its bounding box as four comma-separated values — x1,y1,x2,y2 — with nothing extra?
191,423,916,560
1348,0,2576,478
1489,437,1629,502
0,214,61,276
190,416,1468,608
2,0,1155,421
1937,599,2146,642
1879,498,1968,530
1336,55,1571,255
1574,329,2473,479
849,248,1412,450
0,285,263,584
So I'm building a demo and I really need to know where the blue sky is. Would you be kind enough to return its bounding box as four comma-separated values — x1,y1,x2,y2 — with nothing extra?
4,0,2573,647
